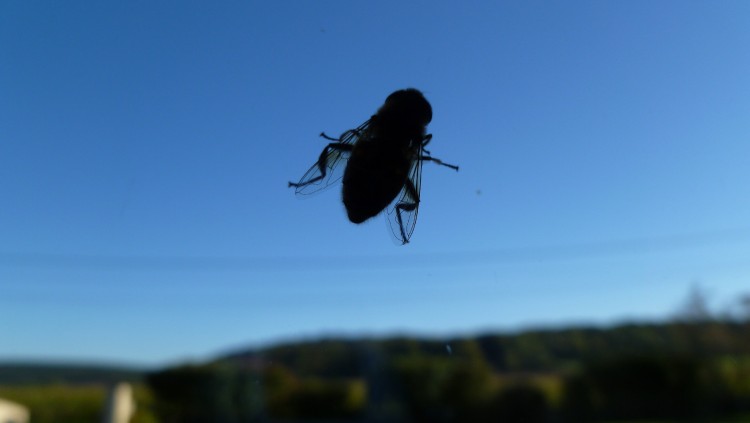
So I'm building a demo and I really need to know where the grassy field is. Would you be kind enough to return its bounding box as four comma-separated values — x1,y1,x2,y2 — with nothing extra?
0,384,157,423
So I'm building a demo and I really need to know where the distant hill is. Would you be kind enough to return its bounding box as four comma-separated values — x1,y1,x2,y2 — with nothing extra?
3,320,749,385
0,362,144,385
145,320,750,423
218,321,750,377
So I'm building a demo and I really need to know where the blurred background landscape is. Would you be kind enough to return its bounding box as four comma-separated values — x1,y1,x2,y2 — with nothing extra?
2,1,749,422
3,302,750,422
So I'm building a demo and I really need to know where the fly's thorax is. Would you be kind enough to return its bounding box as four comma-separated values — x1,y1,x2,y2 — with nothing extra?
349,134,413,172
371,112,428,140
366,118,427,152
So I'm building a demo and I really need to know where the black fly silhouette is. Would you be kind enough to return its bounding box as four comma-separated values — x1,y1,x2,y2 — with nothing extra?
289,88,458,244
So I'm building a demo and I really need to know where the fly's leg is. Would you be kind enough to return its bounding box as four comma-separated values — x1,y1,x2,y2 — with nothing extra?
320,129,362,142
395,179,420,244
422,134,433,154
288,142,353,188
421,155,459,171
420,134,459,170
320,133,339,141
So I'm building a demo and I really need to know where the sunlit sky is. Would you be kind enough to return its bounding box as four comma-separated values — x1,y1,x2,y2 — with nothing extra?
2,2,749,367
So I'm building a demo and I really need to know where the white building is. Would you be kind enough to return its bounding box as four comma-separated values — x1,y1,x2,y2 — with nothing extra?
0,398,29,423
101,383,136,423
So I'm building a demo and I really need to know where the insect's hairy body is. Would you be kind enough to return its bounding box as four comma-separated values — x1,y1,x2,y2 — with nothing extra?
343,90,431,224
288,88,457,244
343,126,414,224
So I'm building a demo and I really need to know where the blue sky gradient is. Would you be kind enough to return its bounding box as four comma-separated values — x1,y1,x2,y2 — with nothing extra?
1,2,749,366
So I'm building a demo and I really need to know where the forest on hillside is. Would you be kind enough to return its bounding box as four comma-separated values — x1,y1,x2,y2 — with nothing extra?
3,319,750,422
149,320,750,422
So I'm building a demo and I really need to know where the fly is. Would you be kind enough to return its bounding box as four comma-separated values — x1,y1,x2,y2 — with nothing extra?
288,88,458,244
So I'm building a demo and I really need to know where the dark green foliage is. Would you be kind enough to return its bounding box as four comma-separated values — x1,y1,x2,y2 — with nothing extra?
220,322,750,378
491,384,550,423
374,356,554,423
221,322,750,422
263,364,366,420
225,339,364,378
147,364,263,423
562,354,733,422
147,363,365,422
7,321,750,422
0,363,142,385
472,321,750,373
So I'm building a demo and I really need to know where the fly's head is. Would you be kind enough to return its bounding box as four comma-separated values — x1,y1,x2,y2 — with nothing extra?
381,88,432,128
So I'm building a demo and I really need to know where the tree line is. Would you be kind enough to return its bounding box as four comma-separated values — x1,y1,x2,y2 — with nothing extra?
147,321,750,422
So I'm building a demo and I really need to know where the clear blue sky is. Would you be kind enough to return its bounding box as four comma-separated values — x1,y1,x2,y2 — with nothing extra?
1,2,749,367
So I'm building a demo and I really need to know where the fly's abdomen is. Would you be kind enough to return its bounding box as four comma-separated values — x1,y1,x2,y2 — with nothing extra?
342,144,409,224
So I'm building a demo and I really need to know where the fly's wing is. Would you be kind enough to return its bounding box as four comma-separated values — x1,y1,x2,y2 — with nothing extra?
291,145,349,196
386,147,423,244
291,120,370,196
